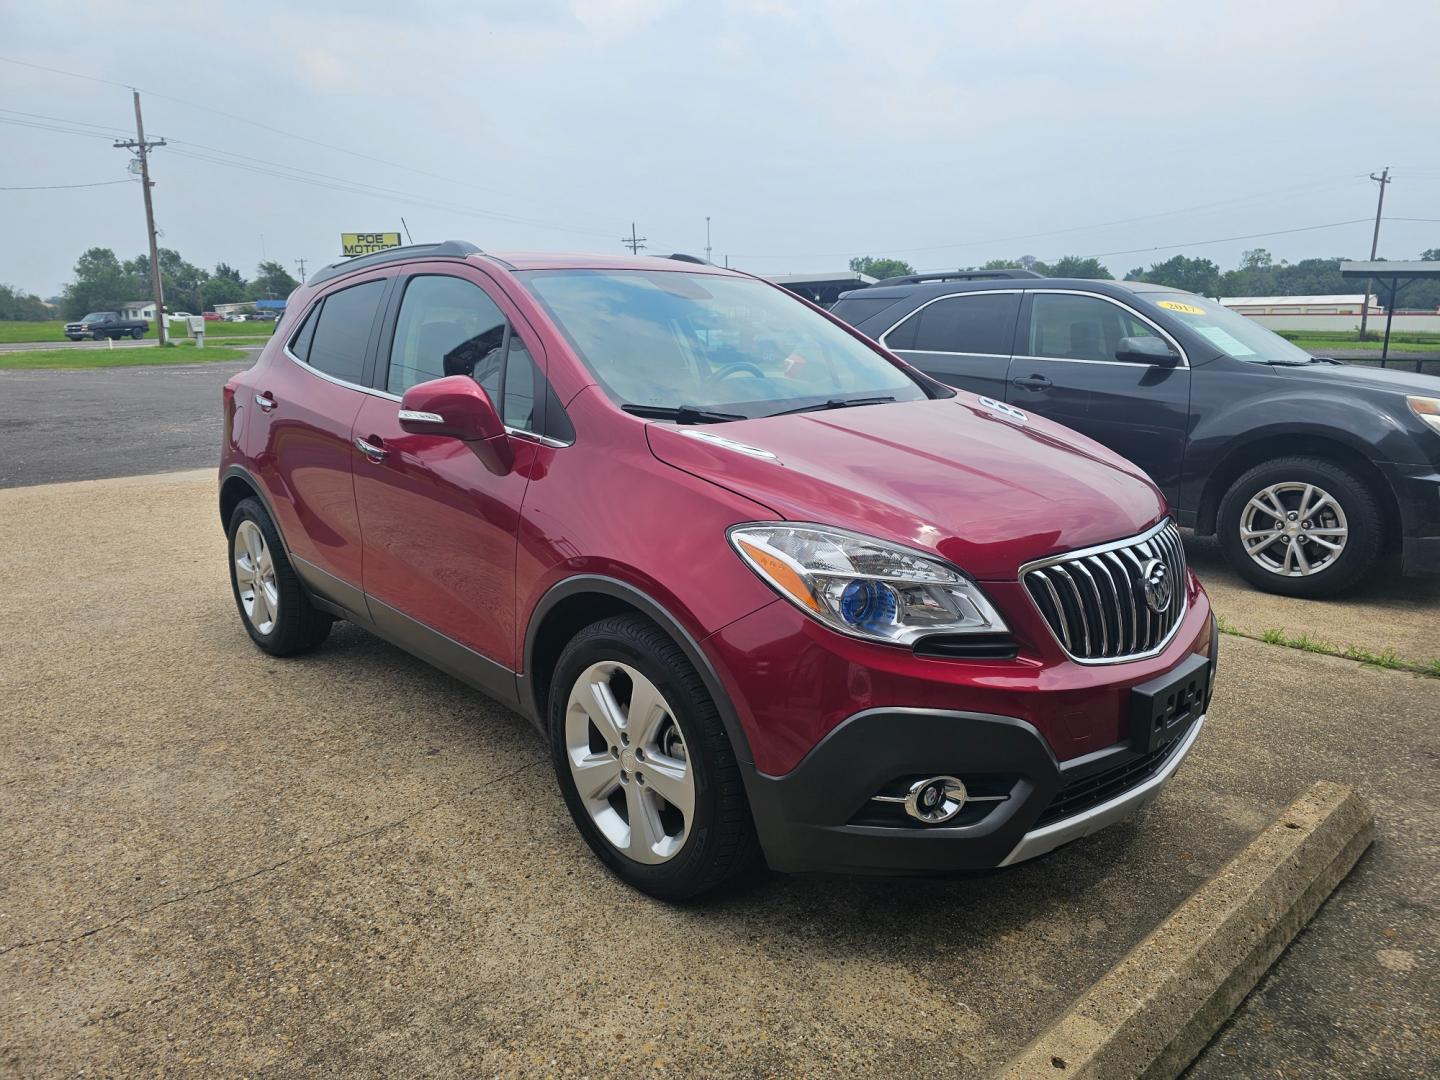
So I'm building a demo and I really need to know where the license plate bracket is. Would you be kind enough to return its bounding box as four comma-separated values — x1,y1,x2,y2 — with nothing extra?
1129,653,1211,753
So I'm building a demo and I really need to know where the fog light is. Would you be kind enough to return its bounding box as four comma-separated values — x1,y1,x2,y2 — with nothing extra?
905,775,968,824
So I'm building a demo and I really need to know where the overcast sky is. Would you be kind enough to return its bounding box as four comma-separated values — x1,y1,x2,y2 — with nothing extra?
3,0,1438,297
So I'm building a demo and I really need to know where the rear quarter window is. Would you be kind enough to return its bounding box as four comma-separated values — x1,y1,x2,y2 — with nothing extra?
829,295,904,328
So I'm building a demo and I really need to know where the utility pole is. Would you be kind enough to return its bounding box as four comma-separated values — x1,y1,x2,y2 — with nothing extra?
295,258,309,281
621,222,647,255
114,92,168,345
705,216,712,264
1359,167,1391,337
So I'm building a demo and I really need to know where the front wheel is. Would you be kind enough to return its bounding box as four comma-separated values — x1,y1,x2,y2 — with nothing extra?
549,614,760,900
1217,456,1383,597
92,330,107,341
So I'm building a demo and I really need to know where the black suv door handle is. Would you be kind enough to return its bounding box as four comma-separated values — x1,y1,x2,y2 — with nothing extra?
1012,374,1052,391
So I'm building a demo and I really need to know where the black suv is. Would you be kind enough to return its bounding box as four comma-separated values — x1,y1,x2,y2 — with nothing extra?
829,272,1440,597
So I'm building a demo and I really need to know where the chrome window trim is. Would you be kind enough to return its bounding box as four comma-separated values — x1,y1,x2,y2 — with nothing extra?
877,288,1021,354
282,345,573,447
1018,518,1189,665
1022,289,1190,369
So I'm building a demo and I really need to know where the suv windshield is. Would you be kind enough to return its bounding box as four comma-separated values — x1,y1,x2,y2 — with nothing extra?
1149,293,1316,365
518,269,930,418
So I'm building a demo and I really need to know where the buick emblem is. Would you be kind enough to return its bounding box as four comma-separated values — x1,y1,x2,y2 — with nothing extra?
1138,557,1172,613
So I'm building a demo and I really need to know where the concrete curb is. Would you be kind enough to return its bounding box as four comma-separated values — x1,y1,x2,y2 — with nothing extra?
993,780,1375,1080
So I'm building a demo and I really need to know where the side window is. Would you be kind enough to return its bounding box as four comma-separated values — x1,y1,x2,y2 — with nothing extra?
307,280,386,384
288,303,319,362
1029,294,1159,363
900,293,1018,355
387,275,507,395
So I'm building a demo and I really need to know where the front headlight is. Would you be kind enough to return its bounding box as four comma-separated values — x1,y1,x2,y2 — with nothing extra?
728,524,1007,646
1408,396,1440,436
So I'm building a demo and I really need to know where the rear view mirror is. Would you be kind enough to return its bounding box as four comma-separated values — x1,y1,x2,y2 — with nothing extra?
399,375,512,471
1116,336,1180,365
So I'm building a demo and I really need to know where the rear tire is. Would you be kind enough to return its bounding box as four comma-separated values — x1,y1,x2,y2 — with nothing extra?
1217,456,1383,597
131,327,144,339
549,614,760,900
227,497,333,655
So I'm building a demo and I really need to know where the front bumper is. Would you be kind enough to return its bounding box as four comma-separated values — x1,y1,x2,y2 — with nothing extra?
1376,461,1440,575
712,579,1217,875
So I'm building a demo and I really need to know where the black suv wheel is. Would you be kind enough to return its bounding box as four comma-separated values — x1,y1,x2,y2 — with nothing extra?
1217,456,1383,597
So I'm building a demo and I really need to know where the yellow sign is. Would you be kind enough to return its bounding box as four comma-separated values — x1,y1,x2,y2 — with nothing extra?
1156,300,1206,315
341,232,402,257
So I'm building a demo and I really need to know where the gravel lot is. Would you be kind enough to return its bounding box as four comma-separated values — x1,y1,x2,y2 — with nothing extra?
1,471,1435,1077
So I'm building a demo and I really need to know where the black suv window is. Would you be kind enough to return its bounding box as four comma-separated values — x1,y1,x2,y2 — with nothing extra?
1028,293,1159,363
305,280,387,384
885,292,1019,355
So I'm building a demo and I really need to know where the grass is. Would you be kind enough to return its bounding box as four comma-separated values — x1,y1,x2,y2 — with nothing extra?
1276,329,1440,356
0,342,249,370
0,318,277,343
1219,619,1438,678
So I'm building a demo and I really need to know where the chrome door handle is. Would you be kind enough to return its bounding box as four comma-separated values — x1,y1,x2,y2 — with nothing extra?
354,436,387,461
255,392,278,411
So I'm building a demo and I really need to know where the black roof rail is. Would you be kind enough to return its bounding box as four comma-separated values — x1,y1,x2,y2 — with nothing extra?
307,240,483,286
871,268,1043,287
666,252,710,265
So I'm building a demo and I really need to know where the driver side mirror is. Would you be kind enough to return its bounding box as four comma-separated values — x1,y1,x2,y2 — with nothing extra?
399,375,512,472
1115,335,1180,366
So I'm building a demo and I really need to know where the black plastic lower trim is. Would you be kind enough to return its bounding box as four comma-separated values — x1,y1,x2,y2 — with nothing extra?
745,708,1065,874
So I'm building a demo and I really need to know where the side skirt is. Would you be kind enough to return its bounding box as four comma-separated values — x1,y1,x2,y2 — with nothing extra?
290,555,523,713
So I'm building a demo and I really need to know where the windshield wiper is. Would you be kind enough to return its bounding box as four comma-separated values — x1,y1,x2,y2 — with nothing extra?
622,403,747,424
766,395,897,418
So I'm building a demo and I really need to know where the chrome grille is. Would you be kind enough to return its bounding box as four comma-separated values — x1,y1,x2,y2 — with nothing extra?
1022,520,1187,663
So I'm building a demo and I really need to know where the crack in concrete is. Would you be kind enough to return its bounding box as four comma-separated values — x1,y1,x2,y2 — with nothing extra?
0,757,544,957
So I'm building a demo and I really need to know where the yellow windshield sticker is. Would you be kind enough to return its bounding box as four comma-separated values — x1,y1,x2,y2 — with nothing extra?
1157,300,1205,315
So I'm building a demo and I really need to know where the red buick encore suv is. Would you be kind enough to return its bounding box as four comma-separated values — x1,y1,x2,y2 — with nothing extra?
220,242,1216,899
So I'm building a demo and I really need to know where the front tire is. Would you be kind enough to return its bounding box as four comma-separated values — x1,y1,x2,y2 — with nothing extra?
227,497,333,655
549,614,760,900
1217,456,1383,597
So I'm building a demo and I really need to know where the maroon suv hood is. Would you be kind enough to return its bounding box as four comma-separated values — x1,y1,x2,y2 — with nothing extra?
646,396,1166,580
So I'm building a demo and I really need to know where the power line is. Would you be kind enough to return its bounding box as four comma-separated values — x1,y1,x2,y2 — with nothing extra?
1081,219,1372,260
0,179,135,190
728,175,1372,260
0,55,590,216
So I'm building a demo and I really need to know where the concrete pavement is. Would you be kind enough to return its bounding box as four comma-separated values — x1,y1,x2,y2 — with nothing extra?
1,471,1435,1077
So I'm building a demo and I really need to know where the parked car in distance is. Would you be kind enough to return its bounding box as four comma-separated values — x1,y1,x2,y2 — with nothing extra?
829,272,1440,597
250,310,279,322
203,311,222,321
224,313,249,322
64,311,148,340
220,243,1217,898
164,310,195,323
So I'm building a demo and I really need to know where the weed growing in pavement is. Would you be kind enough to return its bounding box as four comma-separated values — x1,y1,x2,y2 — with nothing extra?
1261,627,1287,645
1224,621,1435,677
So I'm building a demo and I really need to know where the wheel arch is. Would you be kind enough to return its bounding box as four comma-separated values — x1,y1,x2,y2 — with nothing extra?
1194,430,1401,549
520,575,757,772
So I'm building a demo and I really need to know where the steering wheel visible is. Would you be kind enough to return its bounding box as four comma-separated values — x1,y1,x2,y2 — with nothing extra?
707,361,767,382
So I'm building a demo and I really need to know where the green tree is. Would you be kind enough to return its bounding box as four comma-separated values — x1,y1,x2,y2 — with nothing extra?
849,256,914,281
126,248,211,315
249,260,300,300
1047,255,1113,280
1128,255,1221,296
1421,249,1440,262
0,283,50,320
61,248,146,319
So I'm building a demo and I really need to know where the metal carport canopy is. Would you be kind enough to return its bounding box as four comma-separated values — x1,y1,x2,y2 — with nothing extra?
1339,261,1440,368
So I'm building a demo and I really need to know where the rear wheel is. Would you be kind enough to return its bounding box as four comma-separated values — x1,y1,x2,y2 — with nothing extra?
227,497,332,655
549,614,759,900
1217,456,1383,597
130,327,144,339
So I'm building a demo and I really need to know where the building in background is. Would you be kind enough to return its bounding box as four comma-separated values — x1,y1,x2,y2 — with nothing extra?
1221,293,1440,333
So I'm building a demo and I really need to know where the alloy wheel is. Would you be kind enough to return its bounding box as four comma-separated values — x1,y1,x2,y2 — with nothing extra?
234,519,280,634
1238,482,1349,577
564,661,695,865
